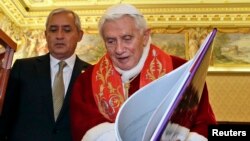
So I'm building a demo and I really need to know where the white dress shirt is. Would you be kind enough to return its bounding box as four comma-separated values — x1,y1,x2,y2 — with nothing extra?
50,54,76,96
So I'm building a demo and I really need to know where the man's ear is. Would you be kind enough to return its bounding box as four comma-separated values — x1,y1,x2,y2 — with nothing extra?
78,30,84,42
44,31,48,42
143,28,151,45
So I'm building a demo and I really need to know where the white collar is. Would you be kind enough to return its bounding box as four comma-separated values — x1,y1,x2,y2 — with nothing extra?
50,54,76,70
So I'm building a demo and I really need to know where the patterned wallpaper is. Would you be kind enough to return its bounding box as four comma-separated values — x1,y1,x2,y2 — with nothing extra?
207,73,250,122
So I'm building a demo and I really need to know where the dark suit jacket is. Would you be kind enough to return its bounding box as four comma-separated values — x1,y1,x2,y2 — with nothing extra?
0,53,91,141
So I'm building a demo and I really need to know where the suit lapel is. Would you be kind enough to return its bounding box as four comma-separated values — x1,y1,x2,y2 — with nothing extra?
57,56,88,121
31,54,89,122
66,56,86,96
35,54,55,121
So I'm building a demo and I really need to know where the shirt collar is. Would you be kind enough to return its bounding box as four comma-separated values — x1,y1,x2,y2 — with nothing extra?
50,54,76,70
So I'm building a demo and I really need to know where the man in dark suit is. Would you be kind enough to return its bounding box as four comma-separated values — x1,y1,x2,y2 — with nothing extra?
0,8,91,141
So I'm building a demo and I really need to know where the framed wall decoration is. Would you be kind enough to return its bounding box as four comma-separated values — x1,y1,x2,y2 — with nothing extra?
209,29,250,72
75,29,188,65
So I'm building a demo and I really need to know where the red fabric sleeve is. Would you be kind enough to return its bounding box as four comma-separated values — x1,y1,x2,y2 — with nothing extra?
189,84,216,137
70,66,109,141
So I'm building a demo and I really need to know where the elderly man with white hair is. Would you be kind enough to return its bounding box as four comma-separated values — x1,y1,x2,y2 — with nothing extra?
70,3,216,141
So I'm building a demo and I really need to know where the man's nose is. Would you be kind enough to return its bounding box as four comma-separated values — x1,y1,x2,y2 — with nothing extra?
56,30,64,39
115,41,125,54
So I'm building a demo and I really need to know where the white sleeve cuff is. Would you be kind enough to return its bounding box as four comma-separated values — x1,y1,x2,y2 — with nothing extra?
81,122,116,141
161,123,190,141
185,132,207,141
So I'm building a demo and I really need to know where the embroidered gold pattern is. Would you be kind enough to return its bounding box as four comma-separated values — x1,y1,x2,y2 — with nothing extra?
146,49,166,81
94,57,125,121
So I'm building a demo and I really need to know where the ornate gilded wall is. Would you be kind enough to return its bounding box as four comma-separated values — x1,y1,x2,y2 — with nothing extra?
1,1,250,122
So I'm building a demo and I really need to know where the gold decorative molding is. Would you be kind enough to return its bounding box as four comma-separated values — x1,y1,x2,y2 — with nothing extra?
1,0,250,30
